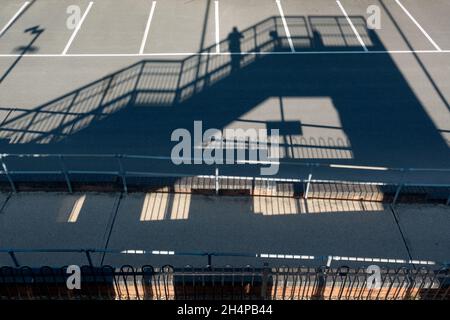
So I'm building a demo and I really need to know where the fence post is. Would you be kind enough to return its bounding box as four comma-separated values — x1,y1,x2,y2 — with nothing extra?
116,155,128,194
0,155,16,193
59,155,72,193
313,266,327,300
446,193,450,206
261,262,270,300
304,173,313,199
85,250,94,268
393,184,403,205
8,250,20,267
207,253,212,269
215,167,219,195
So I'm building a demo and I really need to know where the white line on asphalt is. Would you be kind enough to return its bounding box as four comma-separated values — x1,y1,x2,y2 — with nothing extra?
1,49,450,58
395,0,442,52
0,1,30,37
139,1,157,55
330,164,389,171
275,0,295,52
214,1,220,53
61,1,93,55
336,0,368,52
260,253,437,265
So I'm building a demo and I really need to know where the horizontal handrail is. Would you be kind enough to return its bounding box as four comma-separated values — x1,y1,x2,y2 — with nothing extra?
0,247,447,267
1,153,450,173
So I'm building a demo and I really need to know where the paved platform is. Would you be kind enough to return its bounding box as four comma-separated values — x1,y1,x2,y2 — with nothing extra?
0,1,449,270
0,0,449,184
0,192,119,266
0,191,448,268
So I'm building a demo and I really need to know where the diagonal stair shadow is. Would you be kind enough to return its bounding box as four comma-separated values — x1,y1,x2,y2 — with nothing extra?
0,15,448,174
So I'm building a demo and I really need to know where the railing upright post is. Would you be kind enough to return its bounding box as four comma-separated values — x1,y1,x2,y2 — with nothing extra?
0,155,16,193
8,250,20,267
393,184,403,205
261,262,270,300
312,266,327,300
304,173,312,199
116,154,128,194
207,253,212,269
59,155,72,193
215,167,219,195
85,250,94,268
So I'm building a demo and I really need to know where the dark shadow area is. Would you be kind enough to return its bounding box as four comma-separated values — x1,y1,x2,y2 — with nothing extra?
0,15,449,180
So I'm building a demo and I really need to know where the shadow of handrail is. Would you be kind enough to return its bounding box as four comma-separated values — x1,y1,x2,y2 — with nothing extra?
0,15,377,145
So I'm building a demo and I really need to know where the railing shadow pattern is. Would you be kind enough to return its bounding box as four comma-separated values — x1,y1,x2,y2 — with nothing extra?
0,16,375,145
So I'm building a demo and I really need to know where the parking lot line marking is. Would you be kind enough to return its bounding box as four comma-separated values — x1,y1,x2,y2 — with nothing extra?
0,1,30,37
275,0,295,52
214,1,220,53
395,0,442,52
61,1,93,55
139,1,157,55
336,0,368,52
0,49,450,58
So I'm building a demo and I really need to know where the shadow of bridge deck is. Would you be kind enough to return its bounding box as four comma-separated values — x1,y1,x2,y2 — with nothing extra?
0,15,449,182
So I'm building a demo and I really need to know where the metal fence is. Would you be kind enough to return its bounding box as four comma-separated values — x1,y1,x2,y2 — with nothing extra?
1,264,449,300
1,153,449,205
1,247,445,270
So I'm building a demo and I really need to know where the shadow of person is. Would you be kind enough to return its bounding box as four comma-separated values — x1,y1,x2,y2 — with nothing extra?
269,30,281,50
227,26,244,72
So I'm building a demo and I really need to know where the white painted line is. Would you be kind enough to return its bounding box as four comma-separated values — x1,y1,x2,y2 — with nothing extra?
214,1,220,53
62,1,93,55
121,250,145,254
260,252,437,265
336,0,368,52
330,164,389,171
275,0,295,52
139,1,157,55
395,0,441,51
1,49,450,58
0,1,30,37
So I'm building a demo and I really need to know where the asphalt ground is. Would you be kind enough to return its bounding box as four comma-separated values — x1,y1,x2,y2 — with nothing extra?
0,1,449,181
0,192,448,269
0,0,448,273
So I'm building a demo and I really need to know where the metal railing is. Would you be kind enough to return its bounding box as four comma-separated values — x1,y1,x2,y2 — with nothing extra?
0,153,449,205
0,264,449,300
1,247,446,270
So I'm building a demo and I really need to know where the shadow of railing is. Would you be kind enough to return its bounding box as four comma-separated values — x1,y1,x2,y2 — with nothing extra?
0,15,377,145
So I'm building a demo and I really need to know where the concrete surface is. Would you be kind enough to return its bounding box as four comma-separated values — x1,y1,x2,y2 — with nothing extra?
0,1,449,271
0,0,449,185
0,191,448,269
394,204,450,264
0,192,120,266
